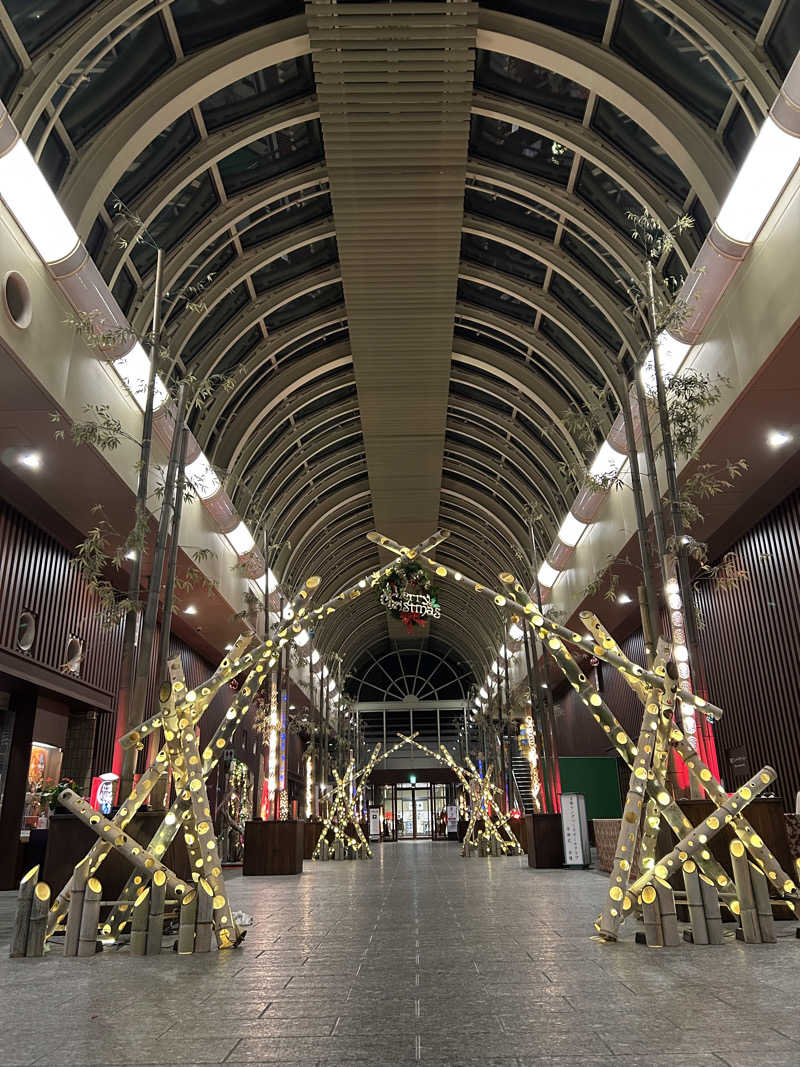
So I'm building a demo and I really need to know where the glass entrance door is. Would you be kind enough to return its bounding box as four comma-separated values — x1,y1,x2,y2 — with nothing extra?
395,785,432,839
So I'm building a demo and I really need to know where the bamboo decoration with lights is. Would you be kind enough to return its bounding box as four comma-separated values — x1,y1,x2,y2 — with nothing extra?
77,878,102,958
130,887,150,956
10,866,38,958
25,882,51,958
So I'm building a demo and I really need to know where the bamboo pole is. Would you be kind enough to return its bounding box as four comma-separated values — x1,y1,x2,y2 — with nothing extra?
156,419,188,683
25,882,51,957
641,885,663,946
146,869,166,955
194,878,214,954
177,888,198,955
77,878,102,957
130,887,150,956
63,856,90,957
730,840,761,943
11,866,38,957
699,874,724,945
626,767,776,902
655,881,680,946
682,861,709,945
749,861,776,943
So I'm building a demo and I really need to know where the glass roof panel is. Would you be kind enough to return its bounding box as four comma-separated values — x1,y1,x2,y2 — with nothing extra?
687,195,711,244
264,282,344,330
200,57,315,132
276,325,350,367
251,237,339,294
239,193,332,247
130,172,219,276
457,278,536,326
166,240,238,324
479,0,610,41
30,115,70,192
3,0,98,54
723,91,758,169
560,230,624,297
575,160,644,250
218,122,324,196
470,116,574,185
591,99,690,201
182,282,250,364
765,0,800,77
216,325,262,376
454,321,528,362
451,379,514,417
170,0,304,54
86,217,107,261
612,0,730,127
549,273,621,352
58,16,174,147
474,51,589,118
709,0,770,33
111,266,135,317
460,233,547,286
539,316,603,387
113,113,199,206
0,31,21,101
464,187,558,240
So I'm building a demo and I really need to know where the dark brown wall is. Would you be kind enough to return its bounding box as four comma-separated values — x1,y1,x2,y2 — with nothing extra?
0,499,124,705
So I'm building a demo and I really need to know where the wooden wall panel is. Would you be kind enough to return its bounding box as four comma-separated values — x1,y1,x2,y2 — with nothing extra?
0,500,123,701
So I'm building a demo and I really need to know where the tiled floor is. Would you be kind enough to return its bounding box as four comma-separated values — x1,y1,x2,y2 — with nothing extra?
1,840,798,1066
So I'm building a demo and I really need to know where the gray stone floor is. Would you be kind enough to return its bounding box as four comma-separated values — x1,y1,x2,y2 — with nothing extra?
1,841,798,1066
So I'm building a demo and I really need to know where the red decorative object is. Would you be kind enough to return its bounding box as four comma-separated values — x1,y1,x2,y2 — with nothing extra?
399,611,427,633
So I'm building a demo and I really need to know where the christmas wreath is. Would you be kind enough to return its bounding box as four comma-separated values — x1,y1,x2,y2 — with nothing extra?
376,560,440,633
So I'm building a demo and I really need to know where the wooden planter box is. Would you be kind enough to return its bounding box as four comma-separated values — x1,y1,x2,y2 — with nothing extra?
244,819,304,876
525,814,564,868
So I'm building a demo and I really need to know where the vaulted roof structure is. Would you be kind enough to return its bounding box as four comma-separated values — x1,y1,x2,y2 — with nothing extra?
2,0,796,680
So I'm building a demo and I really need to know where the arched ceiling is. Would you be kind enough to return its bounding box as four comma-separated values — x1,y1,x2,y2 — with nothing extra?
2,0,795,677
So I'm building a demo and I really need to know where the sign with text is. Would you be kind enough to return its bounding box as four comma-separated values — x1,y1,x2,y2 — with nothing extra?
379,589,441,619
560,792,590,867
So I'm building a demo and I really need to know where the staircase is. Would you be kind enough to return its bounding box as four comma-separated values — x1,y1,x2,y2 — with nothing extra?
511,740,536,815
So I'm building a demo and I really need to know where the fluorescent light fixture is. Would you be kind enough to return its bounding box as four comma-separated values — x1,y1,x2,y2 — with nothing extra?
184,605,198,615
499,645,509,659
508,622,524,641
767,429,792,449
294,628,310,647
490,660,498,674
716,117,800,244
0,139,79,262
321,665,329,678
18,452,41,470
226,521,255,556
113,344,168,411
589,441,626,482
537,560,561,589
479,687,488,700
185,453,221,500
473,698,481,707
254,573,266,594
640,332,692,393
311,650,320,665
557,512,587,547
616,593,632,605
328,680,336,692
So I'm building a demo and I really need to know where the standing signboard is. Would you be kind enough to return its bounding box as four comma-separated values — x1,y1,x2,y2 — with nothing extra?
560,792,590,867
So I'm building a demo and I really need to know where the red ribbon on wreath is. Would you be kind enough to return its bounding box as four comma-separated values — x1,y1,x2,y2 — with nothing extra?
400,611,427,633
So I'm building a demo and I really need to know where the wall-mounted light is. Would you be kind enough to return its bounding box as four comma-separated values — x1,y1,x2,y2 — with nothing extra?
19,452,41,470
557,512,587,548
767,429,792,449
184,605,198,615
225,521,255,556
616,593,632,605
537,560,561,589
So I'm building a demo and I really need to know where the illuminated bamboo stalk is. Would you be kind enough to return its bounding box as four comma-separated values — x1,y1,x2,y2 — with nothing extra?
63,856,90,957
682,861,709,945
581,613,798,901
177,888,198,955
749,861,776,943
146,869,166,955
699,874,724,945
77,878,102,957
655,881,680,946
641,885,662,946
546,635,734,898
57,789,187,896
627,767,776,902
130,887,150,956
25,882,50,957
11,866,38,958
194,878,214,953
730,839,761,942
417,558,721,718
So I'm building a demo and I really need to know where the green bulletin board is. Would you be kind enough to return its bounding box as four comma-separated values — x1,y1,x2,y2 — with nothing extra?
557,757,622,819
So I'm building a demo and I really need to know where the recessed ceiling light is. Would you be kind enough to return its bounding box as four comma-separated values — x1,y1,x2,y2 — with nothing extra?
19,452,41,470
125,550,137,561
184,605,198,615
767,430,792,449
616,593,632,605
224,643,233,651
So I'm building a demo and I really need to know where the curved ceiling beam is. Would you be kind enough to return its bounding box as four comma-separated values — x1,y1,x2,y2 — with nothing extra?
475,11,733,213
441,482,530,564
462,212,639,352
131,166,330,331
470,91,690,264
101,97,321,287
58,18,310,235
